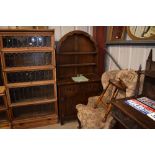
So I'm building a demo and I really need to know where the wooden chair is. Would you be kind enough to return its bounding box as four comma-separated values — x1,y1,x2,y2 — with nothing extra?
76,69,138,129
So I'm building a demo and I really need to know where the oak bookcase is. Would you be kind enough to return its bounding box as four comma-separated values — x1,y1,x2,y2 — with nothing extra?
0,29,58,128
56,30,102,124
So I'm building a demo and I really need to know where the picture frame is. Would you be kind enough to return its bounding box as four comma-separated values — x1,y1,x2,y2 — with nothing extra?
107,26,126,41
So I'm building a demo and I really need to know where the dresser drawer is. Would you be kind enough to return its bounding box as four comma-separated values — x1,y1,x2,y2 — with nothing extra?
112,106,143,129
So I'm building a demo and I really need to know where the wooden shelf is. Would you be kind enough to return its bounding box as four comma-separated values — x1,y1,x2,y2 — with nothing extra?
4,65,54,72
0,120,10,128
57,73,101,85
11,98,56,108
12,113,57,124
1,47,54,53
106,40,155,46
58,63,96,67
57,52,97,55
0,106,7,112
6,80,55,88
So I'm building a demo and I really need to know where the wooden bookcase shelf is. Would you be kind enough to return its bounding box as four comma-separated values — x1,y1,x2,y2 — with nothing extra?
1,47,54,53
58,63,96,67
12,114,58,129
57,52,97,55
6,80,55,88
4,65,54,72
0,29,58,128
0,106,7,112
56,30,102,125
11,98,56,108
57,73,101,85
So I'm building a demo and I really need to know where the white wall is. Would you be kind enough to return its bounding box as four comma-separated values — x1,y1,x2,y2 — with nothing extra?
48,26,93,41
105,46,155,71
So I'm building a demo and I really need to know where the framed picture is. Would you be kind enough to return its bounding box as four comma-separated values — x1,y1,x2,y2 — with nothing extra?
107,26,126,41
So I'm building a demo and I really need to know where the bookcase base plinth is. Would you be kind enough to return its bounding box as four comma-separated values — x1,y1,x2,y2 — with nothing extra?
12,114,58,129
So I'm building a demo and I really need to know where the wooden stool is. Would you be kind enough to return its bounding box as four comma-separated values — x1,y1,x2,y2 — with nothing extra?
96,79,127,122
0,86,12,128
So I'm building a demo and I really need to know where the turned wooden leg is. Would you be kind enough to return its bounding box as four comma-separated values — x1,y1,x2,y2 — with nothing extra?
77,118,82,129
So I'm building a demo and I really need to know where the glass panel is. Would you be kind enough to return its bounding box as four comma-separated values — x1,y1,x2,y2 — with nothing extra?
9,85,54,103
5,52,52,67
0,97,5,107
7,70,53,83
0,111,8,122
3,36,51,48
13,103,55,119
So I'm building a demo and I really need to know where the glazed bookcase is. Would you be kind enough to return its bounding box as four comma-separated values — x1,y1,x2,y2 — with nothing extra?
0,29,58,128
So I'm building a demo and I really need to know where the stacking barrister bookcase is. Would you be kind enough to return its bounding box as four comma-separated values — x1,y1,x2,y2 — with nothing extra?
0,29,58,128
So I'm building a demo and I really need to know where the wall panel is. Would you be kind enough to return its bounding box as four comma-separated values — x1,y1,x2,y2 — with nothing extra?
119,46,131,69
48,26,93,41
48,26,61,41
106,46,155,71
60,26,75,37
129,47,145,70
108,46,120,70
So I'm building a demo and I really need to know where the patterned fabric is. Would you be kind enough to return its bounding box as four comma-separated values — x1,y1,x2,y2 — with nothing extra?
76,69,138,129
115,69,138,97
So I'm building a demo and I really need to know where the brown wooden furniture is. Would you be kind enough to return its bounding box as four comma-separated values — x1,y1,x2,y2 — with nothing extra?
111,50,155,129
56,30,102,124
0,29,58,128
93,27,107,75
0,86,11,128
107,26,126,41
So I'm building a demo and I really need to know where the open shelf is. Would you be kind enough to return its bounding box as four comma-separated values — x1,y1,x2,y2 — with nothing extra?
57,73,101,85
11,98,57,108
56,30,101,124
58,63,96,67
57,52,97,55
4,65,54,72
6,80,55,88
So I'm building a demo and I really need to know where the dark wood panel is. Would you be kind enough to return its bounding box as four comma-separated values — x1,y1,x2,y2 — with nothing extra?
58,81,102,124
56,30,102,124
93,26,106,75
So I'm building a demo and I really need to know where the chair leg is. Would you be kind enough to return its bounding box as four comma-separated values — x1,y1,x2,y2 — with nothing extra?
77,118,82,129
103,104,112,122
